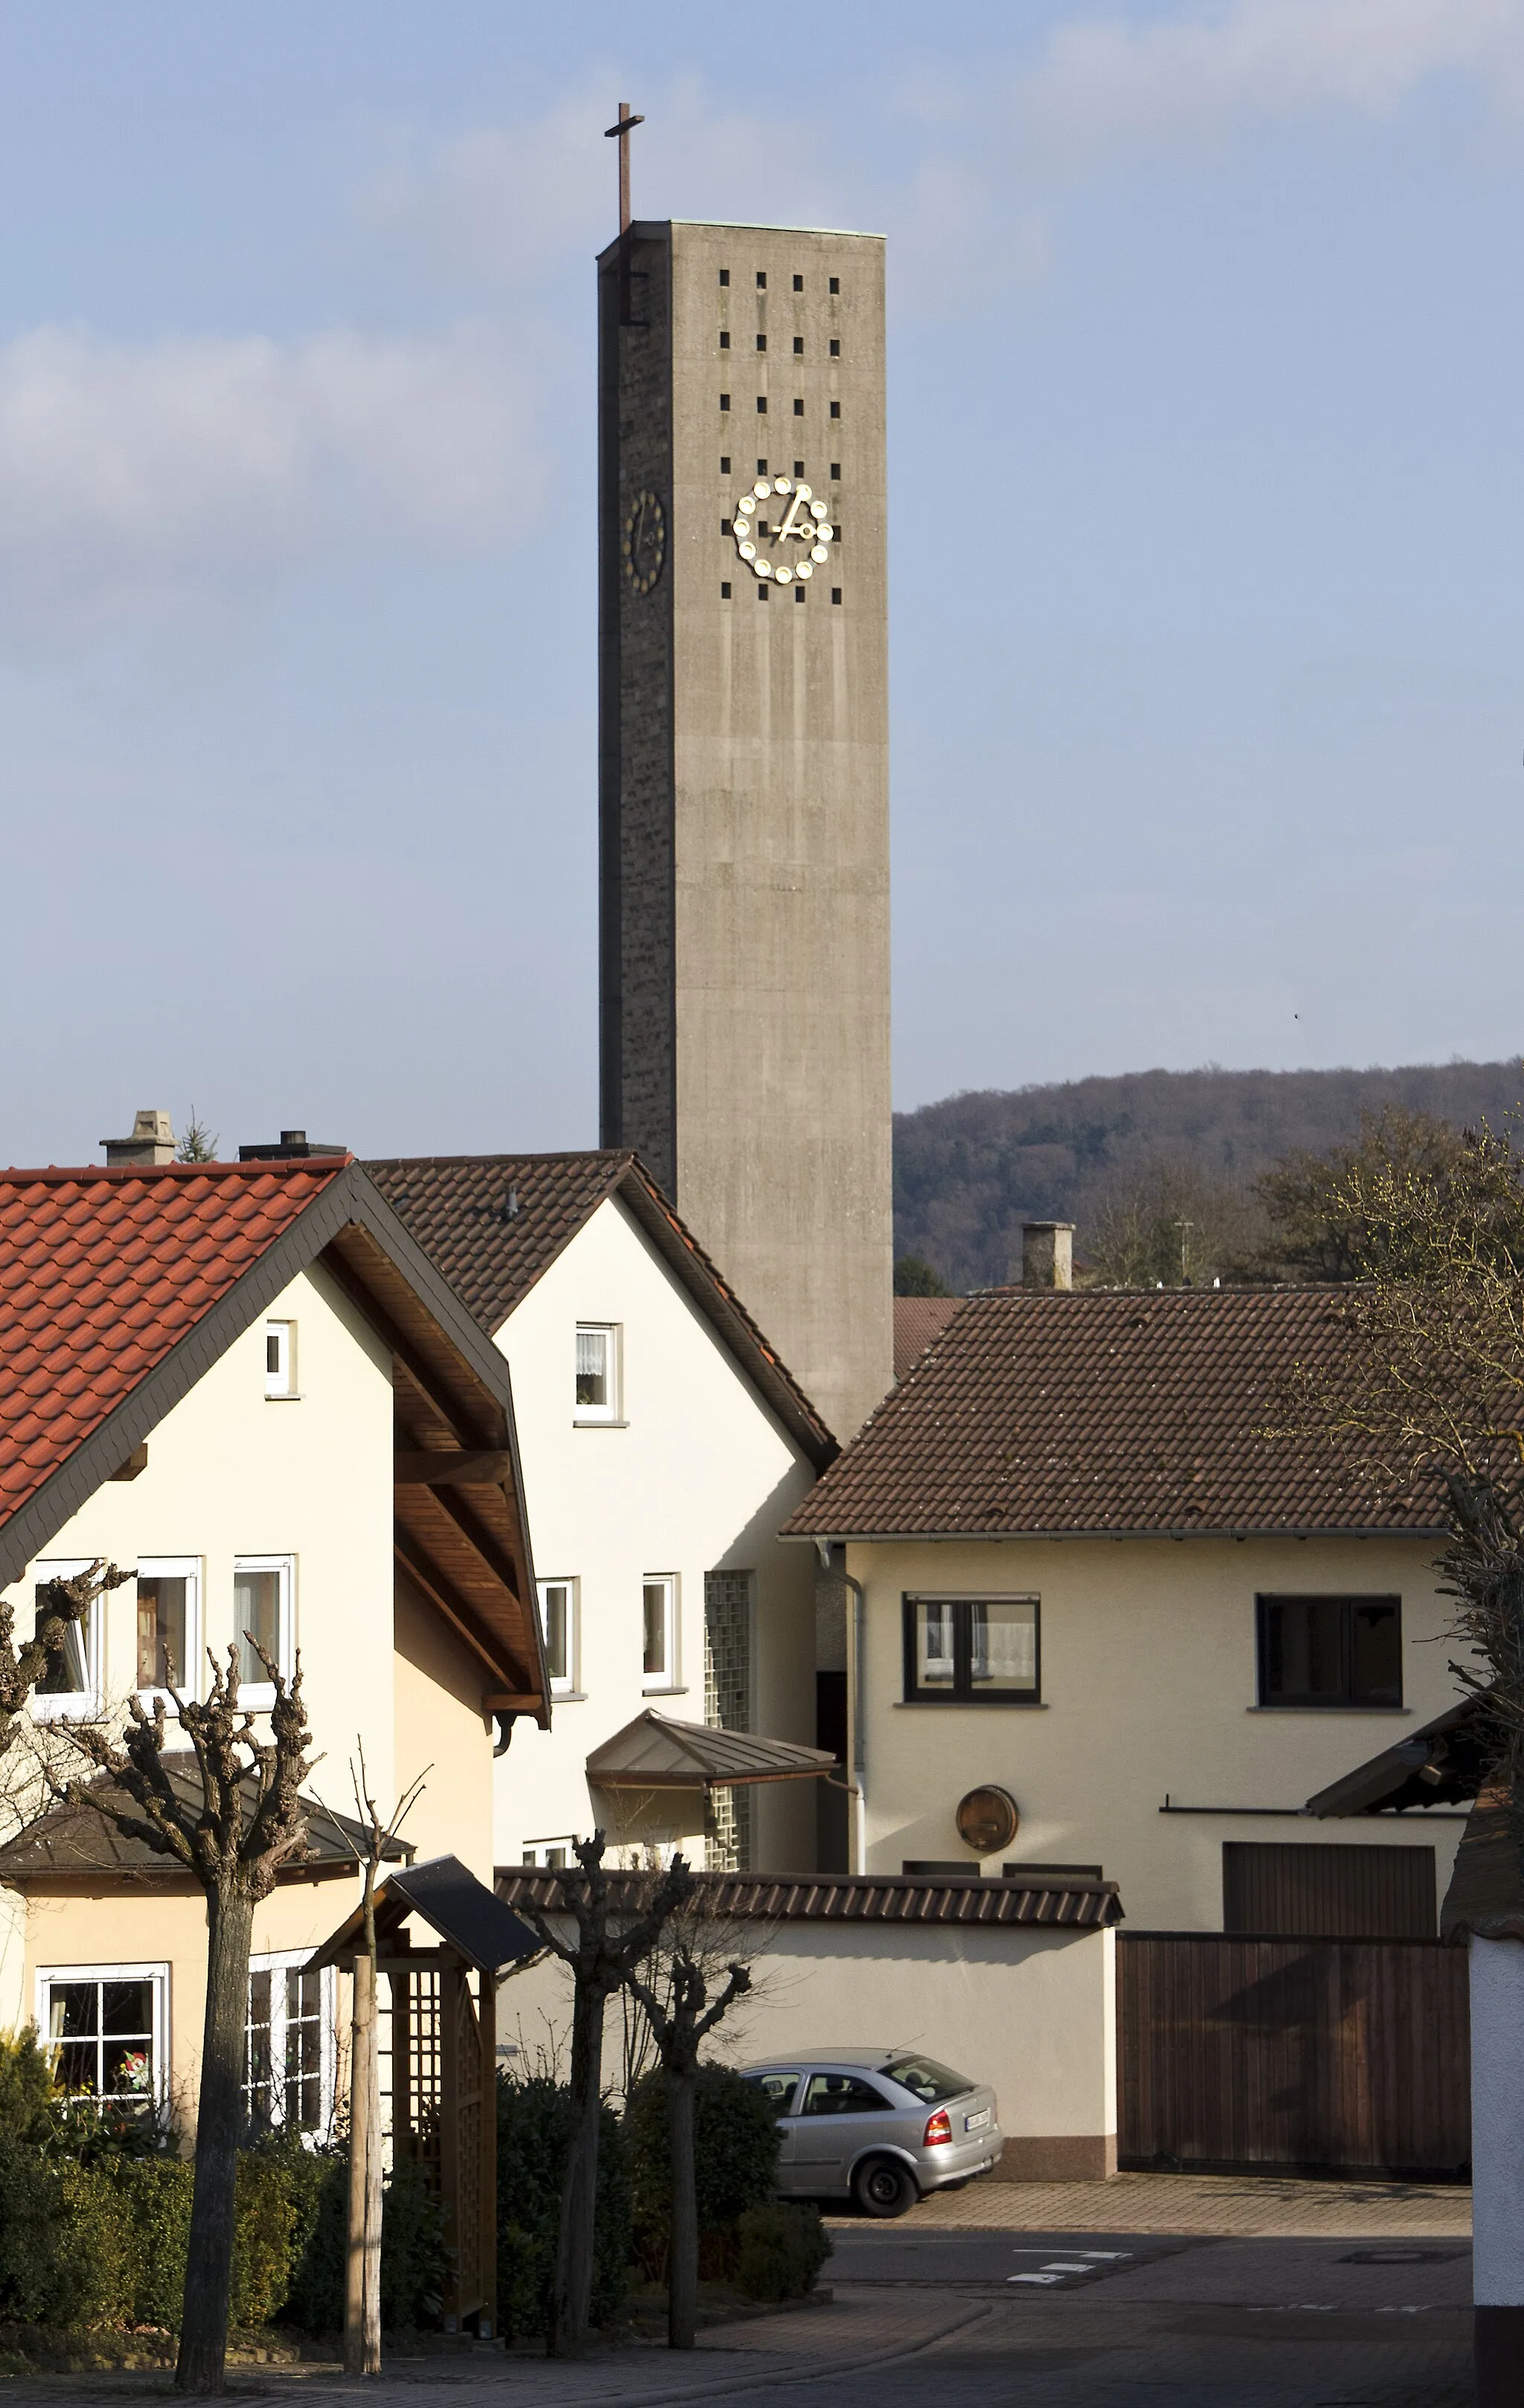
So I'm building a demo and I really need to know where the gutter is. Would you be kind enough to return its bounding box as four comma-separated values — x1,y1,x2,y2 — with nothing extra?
818,1540,868,1878
784,1525,1448,1547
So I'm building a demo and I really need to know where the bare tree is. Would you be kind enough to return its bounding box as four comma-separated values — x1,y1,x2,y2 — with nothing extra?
0,1561,130,1766
1080,1152,1261,1289
52,1642,313,2396
331,1747,428,2380
626,1946,752,2349
513,1834,693,2358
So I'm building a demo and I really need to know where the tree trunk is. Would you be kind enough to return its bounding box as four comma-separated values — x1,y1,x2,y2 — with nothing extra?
176,1884,256,2395
667,2064,697,2350
549,1980,606,2358
362,1963,382,2373
344,1953,374,2377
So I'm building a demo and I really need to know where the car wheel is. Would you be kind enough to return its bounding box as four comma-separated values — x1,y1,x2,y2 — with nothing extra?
853,2156,918,2218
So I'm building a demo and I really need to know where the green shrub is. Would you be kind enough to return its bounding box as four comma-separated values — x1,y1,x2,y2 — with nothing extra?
114,2157,193,2328
496,2073,631,2340
278,2148,449,2336
735,2201,831,2302
626,2065,781,2282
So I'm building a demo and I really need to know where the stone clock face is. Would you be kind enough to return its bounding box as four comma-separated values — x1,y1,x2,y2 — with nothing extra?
731,475,833,586
621,489,666,594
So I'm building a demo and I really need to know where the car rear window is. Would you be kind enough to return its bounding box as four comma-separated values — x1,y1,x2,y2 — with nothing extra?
882,2055,973,2104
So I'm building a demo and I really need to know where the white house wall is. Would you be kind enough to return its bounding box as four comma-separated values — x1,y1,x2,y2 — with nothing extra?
847,1535,1467,1930
493,1194,819,1872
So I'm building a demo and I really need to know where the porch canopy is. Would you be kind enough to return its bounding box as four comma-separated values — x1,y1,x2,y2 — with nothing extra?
585,1709,837,1792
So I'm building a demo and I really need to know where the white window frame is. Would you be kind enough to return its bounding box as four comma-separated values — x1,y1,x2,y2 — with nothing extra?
244,1951,336,2139
36,1960,170,2111
537,1578,580,1698
521,1837,577,1869
135,1555,202,1710
29,1557,101,1721
574,1322,622,1425
263,1319,297,1399
231,1555,295,1708
641,1573,679,1692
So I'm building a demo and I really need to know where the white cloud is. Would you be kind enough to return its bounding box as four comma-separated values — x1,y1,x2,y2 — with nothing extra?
0,321,541,629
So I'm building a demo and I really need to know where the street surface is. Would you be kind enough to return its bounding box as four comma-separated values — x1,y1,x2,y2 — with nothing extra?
0,2177,1475,2406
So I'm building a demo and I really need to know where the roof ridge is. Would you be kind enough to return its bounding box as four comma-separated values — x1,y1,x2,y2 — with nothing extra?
0,1159,353,1182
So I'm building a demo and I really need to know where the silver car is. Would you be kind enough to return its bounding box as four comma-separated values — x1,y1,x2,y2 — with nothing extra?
740,2048,1002,2218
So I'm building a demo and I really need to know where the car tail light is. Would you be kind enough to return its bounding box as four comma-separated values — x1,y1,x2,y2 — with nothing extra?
923,2109,952,2146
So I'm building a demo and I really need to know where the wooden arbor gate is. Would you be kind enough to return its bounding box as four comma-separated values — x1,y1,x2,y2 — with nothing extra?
310,1855,540,2337
1118,1932,1470,2179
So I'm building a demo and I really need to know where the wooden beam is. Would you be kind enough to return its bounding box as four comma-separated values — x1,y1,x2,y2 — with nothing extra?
321,1241,499,1449
420,1485,524,1603
481,1691,544,1712
392,1531,516,1689
394,1451,512,1487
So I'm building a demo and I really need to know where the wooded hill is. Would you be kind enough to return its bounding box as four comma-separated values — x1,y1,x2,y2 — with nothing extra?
894,1059,1524,1294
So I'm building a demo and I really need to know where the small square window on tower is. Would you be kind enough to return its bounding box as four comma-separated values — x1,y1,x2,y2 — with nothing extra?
830,400,841,419
793,336,804,354
719,268,730,286
720,394,730,411
829,275,840,293
756,457,767,472
719,331,730,349
758,583,769,600
721,581,731,598
755,333,766,352
756,396,767,413
756,271,766,288
793,460,804,475
793,398,804,415
831,587,842,603
829,338,841,357
830,463,841,479
720,455,731,473
793,274,804,292
794,585,806,603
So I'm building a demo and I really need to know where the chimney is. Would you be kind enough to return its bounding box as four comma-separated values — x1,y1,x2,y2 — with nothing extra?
237,1128,348,1161
1022,1221,1074,1291
102,1108,176,1168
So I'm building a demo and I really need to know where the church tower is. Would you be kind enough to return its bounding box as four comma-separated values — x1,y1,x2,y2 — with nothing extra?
598,218,892,1440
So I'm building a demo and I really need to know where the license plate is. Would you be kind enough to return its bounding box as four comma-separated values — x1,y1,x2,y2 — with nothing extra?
964,2107,990,2132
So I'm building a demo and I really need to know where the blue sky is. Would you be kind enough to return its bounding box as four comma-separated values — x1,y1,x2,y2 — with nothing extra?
4,0,1523,1163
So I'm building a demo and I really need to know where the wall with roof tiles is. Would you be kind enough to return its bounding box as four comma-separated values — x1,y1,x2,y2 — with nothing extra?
490,1193,819,1874
847,1534,1470,1931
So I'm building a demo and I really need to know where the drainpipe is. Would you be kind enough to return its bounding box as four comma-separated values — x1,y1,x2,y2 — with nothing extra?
817,1541,868,1876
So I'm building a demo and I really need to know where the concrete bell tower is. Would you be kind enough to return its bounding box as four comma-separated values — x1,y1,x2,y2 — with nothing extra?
597,215,892,1441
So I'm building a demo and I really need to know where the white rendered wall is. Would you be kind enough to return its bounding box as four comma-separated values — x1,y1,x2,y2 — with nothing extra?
846,1535,1467,1930
498,1919,1116,2161
1471,1933,1524,2306
493,1195,819,1872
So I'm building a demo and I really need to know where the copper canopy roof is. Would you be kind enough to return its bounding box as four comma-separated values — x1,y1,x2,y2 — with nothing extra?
586,1708,837,1790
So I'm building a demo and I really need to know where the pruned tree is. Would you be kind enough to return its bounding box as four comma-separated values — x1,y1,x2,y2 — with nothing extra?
514,1834,693,2357
0,1561,130,1766
626,1945,752,2348
51,1642,313,2395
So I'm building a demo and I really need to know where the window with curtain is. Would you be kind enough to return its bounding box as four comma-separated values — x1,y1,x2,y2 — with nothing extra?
574,1324,619,1419
903,1597,1040,1704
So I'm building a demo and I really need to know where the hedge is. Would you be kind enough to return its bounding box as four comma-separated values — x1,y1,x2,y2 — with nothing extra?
496,2073,632,2340
625,2065,781,2283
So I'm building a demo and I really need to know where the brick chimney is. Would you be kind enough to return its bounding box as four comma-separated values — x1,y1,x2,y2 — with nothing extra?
101,1108,176,1167
1022,1221,1074,1291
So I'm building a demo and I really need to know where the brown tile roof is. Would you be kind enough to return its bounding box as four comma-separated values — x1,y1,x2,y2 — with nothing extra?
496,1865,1123,1929
0,1161,346,1534
894,1295,963,1381
365,1151,835,1470
785,1286,1448,1541
0,1770,413,1886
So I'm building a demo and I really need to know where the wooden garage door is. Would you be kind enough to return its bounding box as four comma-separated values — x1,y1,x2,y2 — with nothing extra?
1223,1842,1436,1938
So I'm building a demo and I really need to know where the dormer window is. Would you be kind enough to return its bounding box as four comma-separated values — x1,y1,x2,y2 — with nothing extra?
575,1324,621,1424
264,1320,295,1399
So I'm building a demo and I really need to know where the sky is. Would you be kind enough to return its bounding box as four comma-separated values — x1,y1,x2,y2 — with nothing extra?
4,0,1524,1165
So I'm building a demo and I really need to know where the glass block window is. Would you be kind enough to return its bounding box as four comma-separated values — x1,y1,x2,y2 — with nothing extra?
704,1570,754,1871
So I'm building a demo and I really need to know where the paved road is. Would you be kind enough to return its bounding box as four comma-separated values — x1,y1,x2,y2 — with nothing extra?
1,2224,1475,2404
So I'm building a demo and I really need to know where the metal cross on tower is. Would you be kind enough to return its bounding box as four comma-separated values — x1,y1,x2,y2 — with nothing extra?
603,102,645,234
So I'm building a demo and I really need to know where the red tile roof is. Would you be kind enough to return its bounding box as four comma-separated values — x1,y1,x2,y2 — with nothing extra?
786,1285,1449,1540
0,1162,346,1532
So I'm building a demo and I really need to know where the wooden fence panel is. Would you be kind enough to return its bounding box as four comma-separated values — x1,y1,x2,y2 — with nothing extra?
1118,1933,1470,2178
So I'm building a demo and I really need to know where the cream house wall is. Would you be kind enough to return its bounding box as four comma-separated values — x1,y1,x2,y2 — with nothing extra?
846,1534,1468,1930
492,1195,820,1872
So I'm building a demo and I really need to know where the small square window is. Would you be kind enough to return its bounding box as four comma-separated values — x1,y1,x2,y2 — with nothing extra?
829,338,840,357
720,581,731,598
793,397,804,415
756,271,766,288
575,1323,621,1422
793,274,804,292
719,330,730,349
830,463,841,479
755,333,766,352
756,457,767,472
793,460,804,475
643,1576,677,1689
720,393,730,411
830,400,841,419
234,1556,294,1700
829,275,839,293
720,455,731,473
721,517,731,535
756,396,767,413
719,269,730,286
522,1838,574,1870
831,587,842,604
793,336,804,355
794,585,806,602
136,1558,200,1700
758,582,769,599
264,1319,295,1398
538,1579,579,1696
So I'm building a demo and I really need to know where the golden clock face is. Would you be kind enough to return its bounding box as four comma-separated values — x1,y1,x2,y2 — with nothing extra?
621,489,666,593
730,475,833,586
